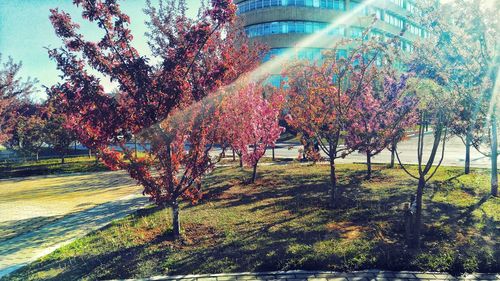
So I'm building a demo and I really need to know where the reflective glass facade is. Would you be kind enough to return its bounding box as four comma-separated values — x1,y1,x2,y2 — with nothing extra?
237,0,345,14
263,47,348,62
236,0,423,79
245,21,346,38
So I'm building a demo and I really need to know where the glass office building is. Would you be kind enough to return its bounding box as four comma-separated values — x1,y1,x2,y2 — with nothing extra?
236,0,425,63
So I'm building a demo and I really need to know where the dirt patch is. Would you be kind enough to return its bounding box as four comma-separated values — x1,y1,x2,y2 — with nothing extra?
151,223,224,250
251,177,284,189
326,221,369,240
209,180,263,200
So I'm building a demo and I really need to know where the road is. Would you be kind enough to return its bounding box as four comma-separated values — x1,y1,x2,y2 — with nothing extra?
258,134,491,168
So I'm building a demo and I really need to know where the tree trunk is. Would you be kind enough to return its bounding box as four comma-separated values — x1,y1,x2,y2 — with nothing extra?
88,149,92,159
171,201,181,239
404,195,415,246
232,149,235,161
390,141,396,168
61,154,65,164
239,155,243,168
221,146,226,158
36,152,39,162
329,157,338,208
251,162,258,183
272,146,275,161
366,152,372,179
134,136,138,158
465,133,471,175
411,177,425,249
491,116,498,197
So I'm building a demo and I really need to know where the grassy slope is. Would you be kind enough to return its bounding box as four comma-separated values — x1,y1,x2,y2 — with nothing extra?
5,163,499,280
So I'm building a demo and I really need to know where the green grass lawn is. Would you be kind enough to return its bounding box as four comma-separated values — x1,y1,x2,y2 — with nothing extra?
5,163,499,280
0,156,109,179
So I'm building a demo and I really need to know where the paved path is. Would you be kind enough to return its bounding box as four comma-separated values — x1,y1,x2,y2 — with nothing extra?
0,193,150,278
255,135,491,168
111,270,499,281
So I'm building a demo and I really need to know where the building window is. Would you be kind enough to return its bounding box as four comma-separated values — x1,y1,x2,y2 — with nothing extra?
263,47,331,63
296,21,305,33
305,22,313,33
384,12,404,29
329,26,345,36
245,21,344,37
405,1,419,14
350,27,364,38
349,0,368,15
389,0,403,8
336,49,347,59
237,0,345,14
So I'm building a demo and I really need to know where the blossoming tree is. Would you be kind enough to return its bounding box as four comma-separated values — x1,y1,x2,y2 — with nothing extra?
48,0,263,238
345,73,417,179
284,35,401,208
220,82,285,183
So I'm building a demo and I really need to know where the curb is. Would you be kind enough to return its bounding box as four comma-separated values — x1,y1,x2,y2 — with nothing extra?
108,270,499,281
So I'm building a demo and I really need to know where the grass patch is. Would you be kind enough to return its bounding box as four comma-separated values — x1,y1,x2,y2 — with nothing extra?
0,156,109,179
4,164,499,280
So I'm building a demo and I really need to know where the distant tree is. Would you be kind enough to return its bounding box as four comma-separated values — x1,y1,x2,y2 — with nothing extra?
220,82,284,183
48,0,263,239
44,107,75,164
6,105,46,161
0,54,37,144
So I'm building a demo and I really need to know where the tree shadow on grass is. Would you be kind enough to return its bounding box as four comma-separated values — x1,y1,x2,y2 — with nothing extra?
8,166,498,280
13,243,168,281
168,167,419,274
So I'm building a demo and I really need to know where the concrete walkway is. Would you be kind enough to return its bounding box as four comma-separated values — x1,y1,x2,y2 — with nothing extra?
0,193,150,278
254,135,491,168
112,270,499,281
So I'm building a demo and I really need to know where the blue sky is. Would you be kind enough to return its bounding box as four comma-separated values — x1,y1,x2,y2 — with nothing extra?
0,0,201,100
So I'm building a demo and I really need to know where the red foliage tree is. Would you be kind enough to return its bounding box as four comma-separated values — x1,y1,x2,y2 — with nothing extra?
133,98,223,236
284,37,402,208
48,0,264,238
219,82,285,183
